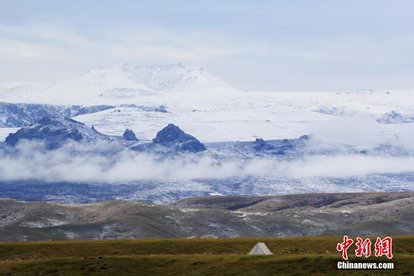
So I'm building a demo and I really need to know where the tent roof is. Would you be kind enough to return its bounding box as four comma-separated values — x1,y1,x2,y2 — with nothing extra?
248,242,273,255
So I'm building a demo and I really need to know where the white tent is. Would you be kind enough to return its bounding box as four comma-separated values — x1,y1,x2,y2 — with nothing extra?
248,242,273,255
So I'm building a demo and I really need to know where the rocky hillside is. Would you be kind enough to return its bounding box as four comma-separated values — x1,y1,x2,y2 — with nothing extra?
133,123,206,153
0,102,114,128
4,116,117,149
0,192,412,241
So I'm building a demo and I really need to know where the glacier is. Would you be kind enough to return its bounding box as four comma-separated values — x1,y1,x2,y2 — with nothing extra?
0,63,413,203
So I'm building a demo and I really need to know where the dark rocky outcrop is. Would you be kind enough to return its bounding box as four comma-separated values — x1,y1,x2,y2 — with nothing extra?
123,129,138,141
133,124,206,153
5,116,109,149
152,124,206,153
253,138,275,151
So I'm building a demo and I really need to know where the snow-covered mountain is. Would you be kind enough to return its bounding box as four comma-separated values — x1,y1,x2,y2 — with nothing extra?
1,117,413,203
108,63,235,92
0,102,114,128
3,116,208,154
1,62,414,205
0,63,237,104
4,116,119,149
1,63,414,144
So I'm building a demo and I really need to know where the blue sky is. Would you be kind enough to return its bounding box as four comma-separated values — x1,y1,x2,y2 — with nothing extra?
1,0,413,91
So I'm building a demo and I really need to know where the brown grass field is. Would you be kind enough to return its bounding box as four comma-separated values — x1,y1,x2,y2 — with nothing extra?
0,236,412,275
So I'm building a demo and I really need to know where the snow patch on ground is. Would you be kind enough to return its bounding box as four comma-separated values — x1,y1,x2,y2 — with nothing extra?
0,128,18,142
21,218,68,228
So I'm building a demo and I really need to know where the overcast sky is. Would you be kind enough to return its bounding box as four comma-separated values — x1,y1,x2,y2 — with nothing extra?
1,0,413,91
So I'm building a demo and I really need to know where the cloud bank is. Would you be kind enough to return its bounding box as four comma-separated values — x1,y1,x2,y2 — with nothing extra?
1,140,414,184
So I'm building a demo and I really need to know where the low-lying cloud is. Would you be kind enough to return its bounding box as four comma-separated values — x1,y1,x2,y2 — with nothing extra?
312,114,384,147
1,140,414,184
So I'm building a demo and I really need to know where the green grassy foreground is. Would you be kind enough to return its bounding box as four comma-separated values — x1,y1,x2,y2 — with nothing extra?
0,236,412,275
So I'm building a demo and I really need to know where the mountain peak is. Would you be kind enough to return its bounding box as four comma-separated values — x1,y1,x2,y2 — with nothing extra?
0,63,238,104
92,62,232,92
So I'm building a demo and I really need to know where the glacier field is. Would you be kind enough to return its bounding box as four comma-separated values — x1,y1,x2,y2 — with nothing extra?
0,63,413,203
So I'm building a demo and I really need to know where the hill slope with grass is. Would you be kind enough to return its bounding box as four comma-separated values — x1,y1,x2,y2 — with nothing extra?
0,192,413,241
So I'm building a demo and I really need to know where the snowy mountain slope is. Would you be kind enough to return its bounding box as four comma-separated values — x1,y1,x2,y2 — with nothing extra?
0,128,18,143
0,63,413,206
4,116,121,149
72,89,414,144
0,113,413,203
0,63,237,104
0,102,114,128
107,63,236,92
1,63,414,144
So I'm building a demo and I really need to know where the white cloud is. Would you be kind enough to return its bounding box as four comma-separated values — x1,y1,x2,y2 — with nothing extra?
1,140,414,183
311,114,384,147
286,155,414,178
0,38,59,59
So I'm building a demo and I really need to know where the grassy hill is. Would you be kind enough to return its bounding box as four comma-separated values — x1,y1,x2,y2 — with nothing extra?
0,236,412,275
1,192,413,241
